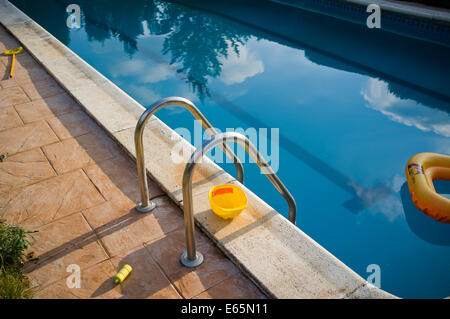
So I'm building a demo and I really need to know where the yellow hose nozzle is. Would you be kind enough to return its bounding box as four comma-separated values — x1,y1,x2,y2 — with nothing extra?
3,47,23,78
3,46,23,56
114,264,132,284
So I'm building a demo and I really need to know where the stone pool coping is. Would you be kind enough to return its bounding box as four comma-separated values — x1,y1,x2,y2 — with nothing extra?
274,0,450,22
0,0,396,299
348,0,450,21
271,0,450,47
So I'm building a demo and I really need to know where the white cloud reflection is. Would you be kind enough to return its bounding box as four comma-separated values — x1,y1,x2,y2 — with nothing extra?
111,59,178,84
361,78,450,137
367,174,406,222
111,59,147,78
140,63,178,83
219,42,264,85
371,193,404,222
127,85,161,106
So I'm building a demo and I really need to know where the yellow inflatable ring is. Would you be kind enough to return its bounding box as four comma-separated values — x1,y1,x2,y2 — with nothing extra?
406,152,450,223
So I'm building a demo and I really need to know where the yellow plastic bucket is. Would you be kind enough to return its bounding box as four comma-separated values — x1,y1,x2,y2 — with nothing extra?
208,184,247,219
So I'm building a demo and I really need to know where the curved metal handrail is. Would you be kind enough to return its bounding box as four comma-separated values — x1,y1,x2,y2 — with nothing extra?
180,132,297,267
135,97,244,212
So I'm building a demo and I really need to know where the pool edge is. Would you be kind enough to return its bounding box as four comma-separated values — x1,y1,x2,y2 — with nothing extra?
273,0,450,23
0,0,397,299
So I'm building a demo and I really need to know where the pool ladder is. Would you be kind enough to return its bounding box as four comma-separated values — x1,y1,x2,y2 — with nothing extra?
135,97,296,267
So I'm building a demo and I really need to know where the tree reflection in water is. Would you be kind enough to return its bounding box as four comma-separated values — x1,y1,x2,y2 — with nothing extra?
12,0,251,99
159,2,249,97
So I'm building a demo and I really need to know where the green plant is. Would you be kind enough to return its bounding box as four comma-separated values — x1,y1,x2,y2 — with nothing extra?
0,220,34,268
0,266,34,299
0,220,36,299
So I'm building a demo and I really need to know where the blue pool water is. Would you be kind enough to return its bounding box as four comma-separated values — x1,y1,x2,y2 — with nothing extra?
11,0,450,298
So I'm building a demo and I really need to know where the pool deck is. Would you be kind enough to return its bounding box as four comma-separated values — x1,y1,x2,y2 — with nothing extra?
0,25,265,299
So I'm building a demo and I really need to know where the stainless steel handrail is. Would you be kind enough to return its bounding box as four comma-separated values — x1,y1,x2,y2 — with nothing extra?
135,97,244,212
180,132,297,267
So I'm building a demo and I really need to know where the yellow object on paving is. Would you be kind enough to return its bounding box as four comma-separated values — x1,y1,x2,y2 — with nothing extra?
209,184,248,220
114,264,132,284
3,46,23,55
3,46,23,78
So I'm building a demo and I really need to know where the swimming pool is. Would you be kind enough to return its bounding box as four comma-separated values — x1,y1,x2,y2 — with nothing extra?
10,0,450,298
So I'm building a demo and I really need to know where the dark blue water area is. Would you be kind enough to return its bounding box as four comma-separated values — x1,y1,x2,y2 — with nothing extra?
11,0,450,298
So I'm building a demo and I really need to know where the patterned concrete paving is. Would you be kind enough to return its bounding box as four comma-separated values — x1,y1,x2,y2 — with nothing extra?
0,25,265,299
